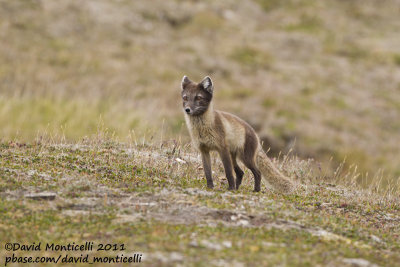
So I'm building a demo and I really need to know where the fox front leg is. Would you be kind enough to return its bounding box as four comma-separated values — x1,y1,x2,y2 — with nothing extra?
201,150,214,189
218,148,236,190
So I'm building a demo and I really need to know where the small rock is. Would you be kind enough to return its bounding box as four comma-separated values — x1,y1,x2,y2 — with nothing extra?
25,192,56,200
370,235,382,243
262,241,286,247
169,252,184,262
200,240,222,250
222,241,232,248
222,10,236,20
184,188,214,196
175,158,186,164
238,220,249,226
151,251,183,263
27,170,37,176
189,240,198,247
383,214,394,220
342,258,378,267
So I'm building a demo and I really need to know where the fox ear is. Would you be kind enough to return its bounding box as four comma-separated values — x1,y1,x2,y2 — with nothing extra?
200,76,213,94
181,76,191,90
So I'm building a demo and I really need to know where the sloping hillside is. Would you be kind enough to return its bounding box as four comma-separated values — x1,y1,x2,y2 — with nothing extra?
0,1,399,191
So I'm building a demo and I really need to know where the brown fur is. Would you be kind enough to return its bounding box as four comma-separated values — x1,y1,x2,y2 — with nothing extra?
181,76,294,193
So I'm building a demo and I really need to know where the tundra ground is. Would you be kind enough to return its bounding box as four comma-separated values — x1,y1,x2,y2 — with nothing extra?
1,139,399,266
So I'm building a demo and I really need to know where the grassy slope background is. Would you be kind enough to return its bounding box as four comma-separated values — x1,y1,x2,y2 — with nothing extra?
1,0,400,266
0,0,400,184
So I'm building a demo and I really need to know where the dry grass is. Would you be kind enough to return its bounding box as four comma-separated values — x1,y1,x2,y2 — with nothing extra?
1,136,399,266
1,0,400,192
2,1,400,265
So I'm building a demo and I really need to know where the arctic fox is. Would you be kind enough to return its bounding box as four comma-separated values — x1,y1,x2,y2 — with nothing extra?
181,76,294,193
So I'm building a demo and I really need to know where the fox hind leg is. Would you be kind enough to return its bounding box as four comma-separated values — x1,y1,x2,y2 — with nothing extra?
231,153,244,190
242,134,262,192
243,159,262,192
250,166,262,192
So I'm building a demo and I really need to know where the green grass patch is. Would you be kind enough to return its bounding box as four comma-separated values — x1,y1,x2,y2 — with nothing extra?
262,98,277,108
0,98,144,141
393,54,400,66
230,46,273,69
284,14,323,33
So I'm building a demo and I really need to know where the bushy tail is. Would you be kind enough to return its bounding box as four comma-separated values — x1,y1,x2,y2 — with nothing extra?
256,150,294,194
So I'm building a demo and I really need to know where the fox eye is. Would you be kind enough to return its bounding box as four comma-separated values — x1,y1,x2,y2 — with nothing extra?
195,95,203,101
182,95,188,101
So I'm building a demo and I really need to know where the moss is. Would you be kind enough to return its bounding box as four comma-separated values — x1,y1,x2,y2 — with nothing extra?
329,96,348,109
257,0,289,12
393,54,400,66
230,46,273,69
168,117,185,134
284,14,323,33
220,88,255,99
262,98,277,108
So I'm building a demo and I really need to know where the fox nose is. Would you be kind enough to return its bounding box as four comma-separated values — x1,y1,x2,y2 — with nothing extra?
185,108,191,114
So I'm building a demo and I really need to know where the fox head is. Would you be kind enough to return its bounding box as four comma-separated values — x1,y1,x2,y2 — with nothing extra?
181,76,213,116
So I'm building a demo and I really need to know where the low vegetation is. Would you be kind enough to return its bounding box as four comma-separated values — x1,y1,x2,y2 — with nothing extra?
1,137,399,266
1,0,400,265
1,0,400,184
